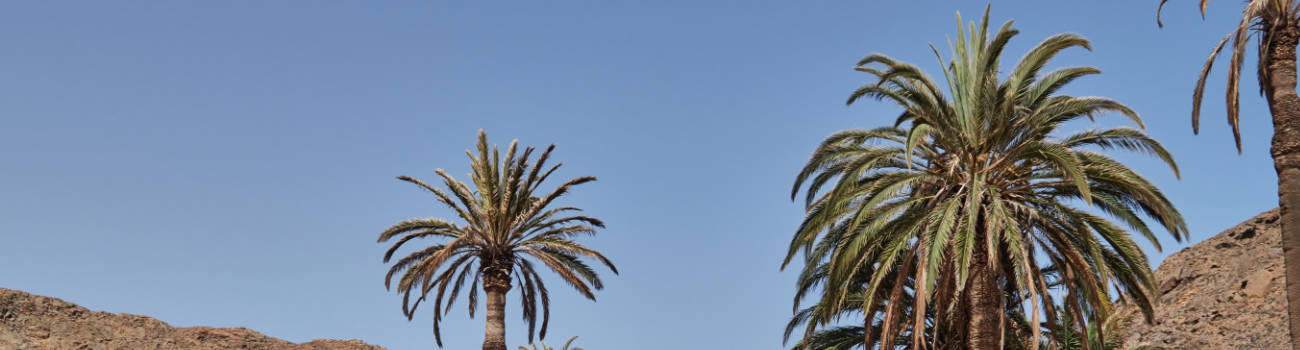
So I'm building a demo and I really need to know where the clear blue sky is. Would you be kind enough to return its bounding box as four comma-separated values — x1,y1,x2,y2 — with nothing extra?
0,1,1280,349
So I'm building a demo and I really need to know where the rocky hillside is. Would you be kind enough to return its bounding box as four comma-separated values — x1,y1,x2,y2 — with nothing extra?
0,288,385,350
1115,208,1288,349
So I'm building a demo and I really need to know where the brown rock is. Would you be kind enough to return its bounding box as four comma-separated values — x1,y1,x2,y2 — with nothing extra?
0,288,385,350
1114,208,1289,349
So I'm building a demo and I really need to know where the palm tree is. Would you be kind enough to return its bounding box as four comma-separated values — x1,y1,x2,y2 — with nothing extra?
785,7,1187,349
378,130,618,350
1156,1,1300,347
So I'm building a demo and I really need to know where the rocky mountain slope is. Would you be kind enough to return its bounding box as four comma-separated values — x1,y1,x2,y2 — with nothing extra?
0,288,385,350
1115,208,1288,349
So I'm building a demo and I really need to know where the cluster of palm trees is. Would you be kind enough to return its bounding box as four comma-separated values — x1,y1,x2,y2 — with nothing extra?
374,1,1300,349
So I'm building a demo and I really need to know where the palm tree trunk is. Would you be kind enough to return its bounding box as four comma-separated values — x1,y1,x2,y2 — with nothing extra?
483,273,512,350
1265,26,1300,350
967,236,1002,350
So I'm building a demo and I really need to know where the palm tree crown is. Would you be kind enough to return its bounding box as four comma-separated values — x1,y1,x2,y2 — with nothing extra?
379,130,617,348
785,8,1188,349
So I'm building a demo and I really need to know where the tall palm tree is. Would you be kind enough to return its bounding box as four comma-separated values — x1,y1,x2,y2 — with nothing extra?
785,8,1187,349
1157,1,1300,347
378,130,618,350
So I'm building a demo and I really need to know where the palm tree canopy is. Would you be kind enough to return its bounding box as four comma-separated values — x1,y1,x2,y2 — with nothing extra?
786,7,1188,348
379,130,617,346
1158,0,1300,152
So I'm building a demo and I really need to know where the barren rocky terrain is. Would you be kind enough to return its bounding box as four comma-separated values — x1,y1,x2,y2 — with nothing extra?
0,288,384,350
1115,208,1287,349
